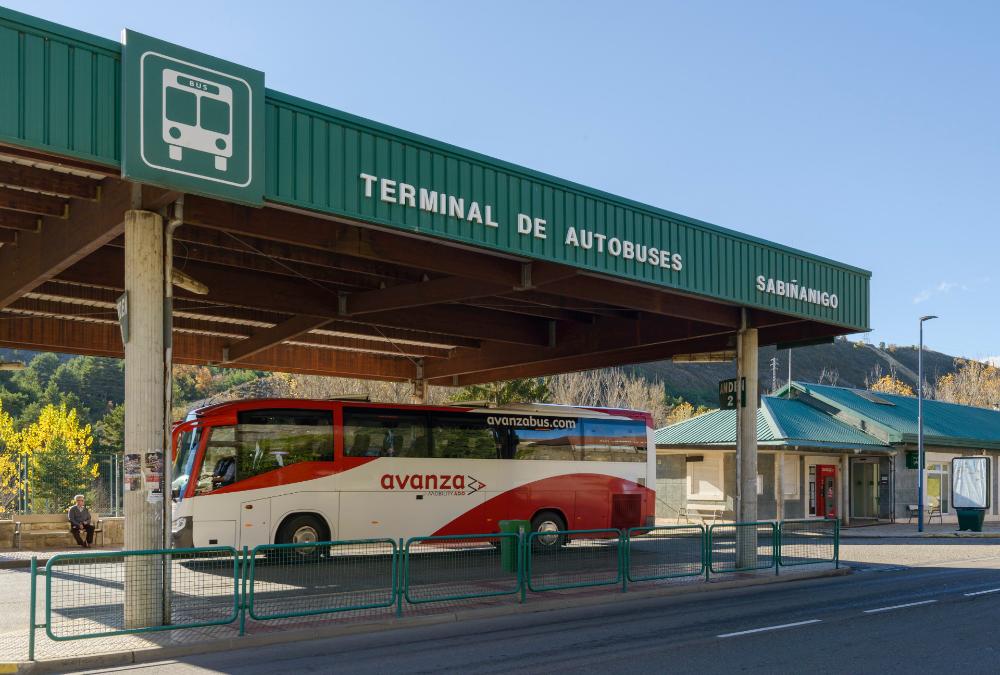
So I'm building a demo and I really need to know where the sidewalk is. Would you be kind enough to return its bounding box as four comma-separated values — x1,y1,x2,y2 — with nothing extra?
0,546,123,569
840,522,1000,538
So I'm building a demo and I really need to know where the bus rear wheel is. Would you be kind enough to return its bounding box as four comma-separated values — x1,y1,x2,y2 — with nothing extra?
531,511,567,552
275,514,328,563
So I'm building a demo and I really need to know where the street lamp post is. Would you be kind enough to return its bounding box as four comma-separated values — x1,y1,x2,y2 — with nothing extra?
917,315,938,533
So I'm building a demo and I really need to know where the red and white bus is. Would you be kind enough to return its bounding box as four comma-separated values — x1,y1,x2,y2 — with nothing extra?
170,398,655,550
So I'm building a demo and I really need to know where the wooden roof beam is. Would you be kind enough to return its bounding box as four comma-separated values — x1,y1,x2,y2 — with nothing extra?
0,313,419,381
0,210,41,232
181,196,525,285
0,187,67,217
0,162,100,200
60,248,553,346
223,314,331,363
343,276,510,316
0,178,132,309
531,274,740,327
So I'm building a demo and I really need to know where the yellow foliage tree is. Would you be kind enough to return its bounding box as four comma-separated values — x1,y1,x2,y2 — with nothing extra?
18,403,97,512
0,401,21,513
936,360,1000,409
869,375,915,397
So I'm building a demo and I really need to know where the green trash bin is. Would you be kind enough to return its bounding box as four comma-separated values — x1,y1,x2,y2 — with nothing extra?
956,508,985,532
498,520,530,573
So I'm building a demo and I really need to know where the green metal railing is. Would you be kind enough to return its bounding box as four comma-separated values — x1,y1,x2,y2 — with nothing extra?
247,539,398,621
36,546,239,650
626,525,706,582
27,519,840,660
707,522,778,575
404,533,521,604
526,529,623,593
778,518,839,568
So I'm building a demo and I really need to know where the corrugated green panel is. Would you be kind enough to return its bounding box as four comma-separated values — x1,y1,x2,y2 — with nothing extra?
264,90,870,331
0,8,120,166
0,8,870,332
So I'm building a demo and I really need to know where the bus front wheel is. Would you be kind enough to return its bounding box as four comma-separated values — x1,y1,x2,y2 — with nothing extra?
275,514,328,563
531,511,567,552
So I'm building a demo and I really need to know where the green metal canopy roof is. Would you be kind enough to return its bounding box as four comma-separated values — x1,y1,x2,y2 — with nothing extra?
0,7,871,332
655,395,892,451
783,382,1000,451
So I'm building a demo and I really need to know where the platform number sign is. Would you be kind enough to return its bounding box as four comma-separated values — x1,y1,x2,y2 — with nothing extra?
121,30,264,205
719,378,746,410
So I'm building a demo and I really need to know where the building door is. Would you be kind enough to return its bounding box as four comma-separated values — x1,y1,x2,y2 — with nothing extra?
815,465,837,519
926,462,951,515
851,460,879,519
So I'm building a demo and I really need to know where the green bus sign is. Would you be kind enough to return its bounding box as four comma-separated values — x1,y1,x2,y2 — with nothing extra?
121,29,264,205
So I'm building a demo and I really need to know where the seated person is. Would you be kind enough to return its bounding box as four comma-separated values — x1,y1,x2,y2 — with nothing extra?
67,494,95,548
211,456,236,488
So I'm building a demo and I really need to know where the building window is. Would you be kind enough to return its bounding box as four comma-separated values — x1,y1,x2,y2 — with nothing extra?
687,454,724,500
781,455,801,498
926,462,951,513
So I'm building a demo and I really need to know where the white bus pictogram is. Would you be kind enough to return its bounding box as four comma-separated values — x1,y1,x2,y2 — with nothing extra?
161,68,233,171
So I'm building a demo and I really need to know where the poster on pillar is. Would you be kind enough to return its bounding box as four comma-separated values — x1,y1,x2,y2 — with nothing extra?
120,29,265,205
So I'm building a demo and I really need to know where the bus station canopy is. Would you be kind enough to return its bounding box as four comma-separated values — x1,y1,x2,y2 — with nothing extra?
0,9,871,387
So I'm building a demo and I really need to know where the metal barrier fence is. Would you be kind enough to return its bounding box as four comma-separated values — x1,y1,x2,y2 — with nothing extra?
39,547,239,644
626,525,706,582
27,519,839,660
248,539,398,621
707,522,778,574
404,533,520,604
778,518,839,568
526,529,623,593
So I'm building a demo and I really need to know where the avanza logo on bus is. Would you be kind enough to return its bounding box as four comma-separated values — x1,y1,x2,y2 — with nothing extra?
380,474,486,495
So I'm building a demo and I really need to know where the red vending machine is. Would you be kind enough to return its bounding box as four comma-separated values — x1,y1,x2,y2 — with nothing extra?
815,465,837,518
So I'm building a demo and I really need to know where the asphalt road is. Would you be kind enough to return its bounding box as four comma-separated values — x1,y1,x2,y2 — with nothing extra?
73,541,1000,674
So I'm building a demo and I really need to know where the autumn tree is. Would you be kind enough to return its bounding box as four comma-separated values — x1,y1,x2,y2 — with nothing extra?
936,360,1000,409
869,374,915,396
0,401,20,514
20,403,98,512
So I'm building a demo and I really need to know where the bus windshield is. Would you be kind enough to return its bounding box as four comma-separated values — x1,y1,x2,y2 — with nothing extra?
172,427,202,501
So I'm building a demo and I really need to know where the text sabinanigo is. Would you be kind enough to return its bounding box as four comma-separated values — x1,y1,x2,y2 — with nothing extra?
756,276,839,308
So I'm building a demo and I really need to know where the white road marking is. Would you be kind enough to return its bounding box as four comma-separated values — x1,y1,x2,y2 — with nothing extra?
964,588,1000,597
863,599,937,614
717,619,822,638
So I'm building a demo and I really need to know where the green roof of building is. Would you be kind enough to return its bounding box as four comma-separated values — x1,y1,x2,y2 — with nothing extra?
784,382,1000,450
655,396,891,451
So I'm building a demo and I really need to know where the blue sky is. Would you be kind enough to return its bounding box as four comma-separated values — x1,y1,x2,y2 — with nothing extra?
9,1,999,361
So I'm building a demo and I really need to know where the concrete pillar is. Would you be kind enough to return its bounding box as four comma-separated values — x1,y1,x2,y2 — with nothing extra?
410,379,428,404
735,321,758,567
123,209,168,629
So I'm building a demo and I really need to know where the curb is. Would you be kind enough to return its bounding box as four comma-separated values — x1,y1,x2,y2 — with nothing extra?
8,566,850,673
840,533,1000,539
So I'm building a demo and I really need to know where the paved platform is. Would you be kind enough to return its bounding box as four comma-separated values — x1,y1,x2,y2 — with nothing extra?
0,547,122,569
840,523,1000,538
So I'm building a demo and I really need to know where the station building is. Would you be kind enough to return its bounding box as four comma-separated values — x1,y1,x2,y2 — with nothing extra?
655,381,1000,525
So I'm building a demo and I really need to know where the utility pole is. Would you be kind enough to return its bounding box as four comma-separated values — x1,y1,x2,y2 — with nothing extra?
769,356,779,393
787,349,792,397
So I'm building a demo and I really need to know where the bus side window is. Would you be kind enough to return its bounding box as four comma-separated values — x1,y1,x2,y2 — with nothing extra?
429,415,501,459
343,409,429,458
580,419,646,462
235,409,334,481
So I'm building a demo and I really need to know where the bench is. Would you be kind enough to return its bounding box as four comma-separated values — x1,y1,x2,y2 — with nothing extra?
680,503,725,524
13,514,104,549
905,503,943,524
